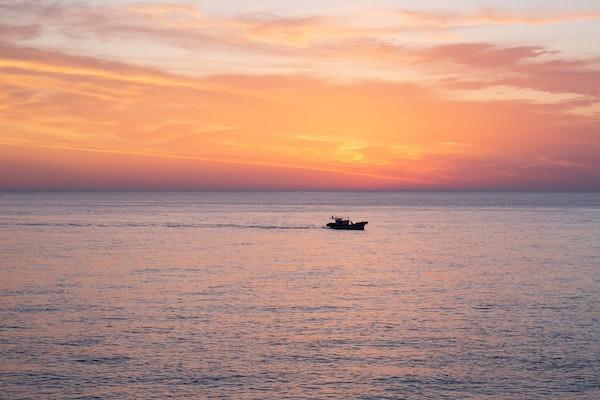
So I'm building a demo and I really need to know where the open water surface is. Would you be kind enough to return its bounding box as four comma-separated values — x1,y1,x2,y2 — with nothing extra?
0,191,599,399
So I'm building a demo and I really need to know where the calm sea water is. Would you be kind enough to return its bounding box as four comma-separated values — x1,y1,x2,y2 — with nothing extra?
1,191,599,399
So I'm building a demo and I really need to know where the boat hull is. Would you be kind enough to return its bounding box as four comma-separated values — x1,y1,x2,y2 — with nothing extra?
326,221,368,230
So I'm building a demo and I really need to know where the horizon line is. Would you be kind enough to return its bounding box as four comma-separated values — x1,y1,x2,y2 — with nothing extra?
1,188,599,193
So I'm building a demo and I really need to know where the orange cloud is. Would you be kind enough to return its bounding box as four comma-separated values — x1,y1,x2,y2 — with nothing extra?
1,41,599,189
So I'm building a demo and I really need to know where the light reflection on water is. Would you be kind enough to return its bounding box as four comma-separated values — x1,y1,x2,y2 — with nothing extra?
1,192,599,399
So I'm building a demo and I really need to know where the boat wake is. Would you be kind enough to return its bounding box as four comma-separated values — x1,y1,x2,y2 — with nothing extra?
8,221,317,230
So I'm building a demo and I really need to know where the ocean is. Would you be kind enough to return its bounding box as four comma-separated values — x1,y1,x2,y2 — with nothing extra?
1,191,599,399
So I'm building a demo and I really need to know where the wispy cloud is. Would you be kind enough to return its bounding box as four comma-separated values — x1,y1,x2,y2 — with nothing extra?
392,8,600,27
2,1,598,99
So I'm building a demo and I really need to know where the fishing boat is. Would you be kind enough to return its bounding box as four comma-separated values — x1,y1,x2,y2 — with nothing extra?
326,216,368,230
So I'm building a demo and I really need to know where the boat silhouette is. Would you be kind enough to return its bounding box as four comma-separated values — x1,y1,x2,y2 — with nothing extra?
326,216,368,230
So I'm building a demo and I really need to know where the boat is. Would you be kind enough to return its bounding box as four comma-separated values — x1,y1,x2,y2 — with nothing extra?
326,216,368,230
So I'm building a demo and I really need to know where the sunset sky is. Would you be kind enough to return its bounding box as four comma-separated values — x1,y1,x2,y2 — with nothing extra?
1,0,599,190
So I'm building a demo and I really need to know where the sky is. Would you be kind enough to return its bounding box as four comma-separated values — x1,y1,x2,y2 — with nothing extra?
0,0,599,190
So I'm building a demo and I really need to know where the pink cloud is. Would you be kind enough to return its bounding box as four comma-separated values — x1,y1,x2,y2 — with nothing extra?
0,23,40,40
424,43,550,67
421,43,600,97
